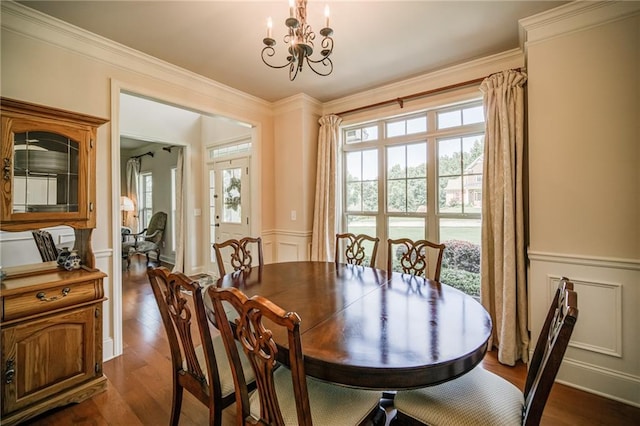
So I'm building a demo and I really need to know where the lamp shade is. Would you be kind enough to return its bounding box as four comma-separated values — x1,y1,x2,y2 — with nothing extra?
120,196,135,212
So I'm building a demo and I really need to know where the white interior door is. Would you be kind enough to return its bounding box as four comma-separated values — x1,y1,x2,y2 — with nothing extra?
209,157,251,275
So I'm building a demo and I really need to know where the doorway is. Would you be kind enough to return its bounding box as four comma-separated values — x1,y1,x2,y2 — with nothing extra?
112,89,255,359
208,156,251,276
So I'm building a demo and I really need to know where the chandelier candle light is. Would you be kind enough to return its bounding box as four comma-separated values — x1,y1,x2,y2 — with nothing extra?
262,0,334,80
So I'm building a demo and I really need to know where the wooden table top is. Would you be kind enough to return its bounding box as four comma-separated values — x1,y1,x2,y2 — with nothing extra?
212,261,492,390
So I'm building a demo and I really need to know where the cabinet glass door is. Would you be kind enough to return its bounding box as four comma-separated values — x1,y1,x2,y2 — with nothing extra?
12,131,80,213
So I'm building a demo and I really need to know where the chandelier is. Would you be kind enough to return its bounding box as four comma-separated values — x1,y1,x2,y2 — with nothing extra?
262,0,334,80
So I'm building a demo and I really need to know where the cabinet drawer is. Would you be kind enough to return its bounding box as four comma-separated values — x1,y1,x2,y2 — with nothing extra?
2,281,100,321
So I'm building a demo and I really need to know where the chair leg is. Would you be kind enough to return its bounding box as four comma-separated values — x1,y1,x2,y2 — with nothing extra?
170,383,184,426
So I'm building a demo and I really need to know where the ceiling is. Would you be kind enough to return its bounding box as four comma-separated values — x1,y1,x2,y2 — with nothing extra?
17,1,567,103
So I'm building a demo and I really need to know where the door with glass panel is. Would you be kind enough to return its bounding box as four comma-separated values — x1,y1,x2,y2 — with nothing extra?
209,157,250,275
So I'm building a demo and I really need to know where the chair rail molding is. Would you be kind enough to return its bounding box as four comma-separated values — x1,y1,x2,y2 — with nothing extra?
528,250,640,271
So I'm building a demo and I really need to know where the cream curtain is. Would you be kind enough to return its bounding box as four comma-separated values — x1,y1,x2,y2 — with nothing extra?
479,70,529,365
310,114,342,261
125,158,140,231
172,148,185,272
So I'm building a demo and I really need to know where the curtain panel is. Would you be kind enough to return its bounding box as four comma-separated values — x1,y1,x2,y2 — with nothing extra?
125,158,141,231
480,69,529,365
310,114,342,261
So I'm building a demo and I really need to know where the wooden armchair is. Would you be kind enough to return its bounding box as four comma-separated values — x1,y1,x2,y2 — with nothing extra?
335,233,380,267
393,278,579,426
387,238,446,281
208,285,384,425
213,236,263,277
147,267,254,425
123,211,167,268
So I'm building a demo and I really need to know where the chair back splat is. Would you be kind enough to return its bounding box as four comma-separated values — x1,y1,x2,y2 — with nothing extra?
213,236,263,277
392,277,579,426
32,229,59,262
208,285,384,426
335,233,380,268
387,238,445,281
147,267,235,425
523,278,578,425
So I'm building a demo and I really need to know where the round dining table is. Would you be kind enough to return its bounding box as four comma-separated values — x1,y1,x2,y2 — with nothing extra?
210,261,492,390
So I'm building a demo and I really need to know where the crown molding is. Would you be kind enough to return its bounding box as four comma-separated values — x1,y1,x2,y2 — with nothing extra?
272,93,323,116
519,0,640,46
1,1,272,116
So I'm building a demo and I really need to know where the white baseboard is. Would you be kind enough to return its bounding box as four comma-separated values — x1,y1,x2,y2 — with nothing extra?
102,337,115,362
556,357,640,408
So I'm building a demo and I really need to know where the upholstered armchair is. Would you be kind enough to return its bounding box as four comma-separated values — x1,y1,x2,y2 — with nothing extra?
123,211,167,268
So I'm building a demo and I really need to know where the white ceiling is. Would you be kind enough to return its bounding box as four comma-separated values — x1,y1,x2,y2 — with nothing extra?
17,1,567,103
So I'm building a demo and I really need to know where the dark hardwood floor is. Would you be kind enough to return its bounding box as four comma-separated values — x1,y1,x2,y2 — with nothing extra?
22,256,639,425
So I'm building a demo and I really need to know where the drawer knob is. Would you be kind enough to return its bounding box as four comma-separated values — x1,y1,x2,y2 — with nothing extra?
36,287,71,302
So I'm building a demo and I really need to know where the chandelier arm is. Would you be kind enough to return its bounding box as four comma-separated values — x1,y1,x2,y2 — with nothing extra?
262,46,294,70
288,61,300,81
305,56,333,77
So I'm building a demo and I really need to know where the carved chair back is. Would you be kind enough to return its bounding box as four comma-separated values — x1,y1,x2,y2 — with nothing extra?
387,238,445,281
208,285,313,426
335,233,380,268
32,229,59,262
213,236,263,277
147,267,232,425
523,278,578,425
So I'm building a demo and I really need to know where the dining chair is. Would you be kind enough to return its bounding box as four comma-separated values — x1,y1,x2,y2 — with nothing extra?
213,236,263,277
123,211,167,268
335,232,380,267
147,267,255,426
392,278,579,426
31,229,59,262
208,285,385,426
387,238,446,281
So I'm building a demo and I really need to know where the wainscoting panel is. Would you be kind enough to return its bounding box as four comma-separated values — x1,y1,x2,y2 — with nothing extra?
529,251,639,407
548,275,622,357
267,229,312,263
277,242,300,262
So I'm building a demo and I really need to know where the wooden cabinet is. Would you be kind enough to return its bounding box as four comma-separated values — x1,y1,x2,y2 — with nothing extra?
1,98,107,233
0,98,109,424
1,269,107,426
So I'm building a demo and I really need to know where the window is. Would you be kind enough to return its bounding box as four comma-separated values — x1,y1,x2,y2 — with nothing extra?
139,172,153,231
342,100,484,297
208,140,252,159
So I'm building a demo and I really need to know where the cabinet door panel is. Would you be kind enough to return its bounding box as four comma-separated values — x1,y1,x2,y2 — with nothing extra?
1,305,97,414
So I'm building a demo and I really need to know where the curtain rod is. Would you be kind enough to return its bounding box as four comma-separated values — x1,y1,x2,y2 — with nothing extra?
334,76,487,117
130,151,154,160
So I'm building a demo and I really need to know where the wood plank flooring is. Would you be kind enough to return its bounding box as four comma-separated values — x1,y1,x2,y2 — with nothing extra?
21,256,640,425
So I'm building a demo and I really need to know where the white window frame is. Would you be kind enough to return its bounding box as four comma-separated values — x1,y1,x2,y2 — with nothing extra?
340,99,484,267
139,172,153,231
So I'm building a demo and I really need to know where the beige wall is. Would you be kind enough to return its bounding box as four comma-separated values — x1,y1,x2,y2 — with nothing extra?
270,95,321,261
1,2,273,360
524,2,639,406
